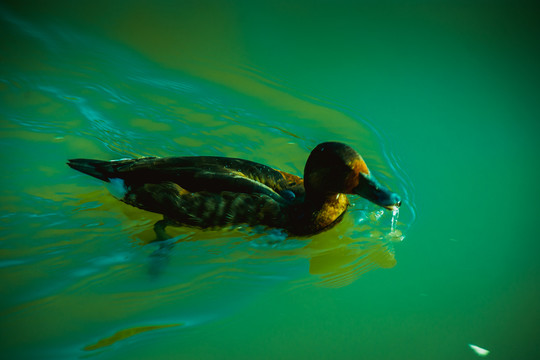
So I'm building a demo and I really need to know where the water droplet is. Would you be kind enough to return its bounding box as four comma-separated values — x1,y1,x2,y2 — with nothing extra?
390,207,399,232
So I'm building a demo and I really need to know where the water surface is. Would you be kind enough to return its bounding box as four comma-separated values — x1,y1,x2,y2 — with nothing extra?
1,1,539,359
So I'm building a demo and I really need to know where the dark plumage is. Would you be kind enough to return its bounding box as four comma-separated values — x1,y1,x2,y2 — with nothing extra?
67,142,401,236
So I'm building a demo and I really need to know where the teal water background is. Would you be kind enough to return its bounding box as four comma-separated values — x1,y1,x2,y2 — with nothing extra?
1,1,539,359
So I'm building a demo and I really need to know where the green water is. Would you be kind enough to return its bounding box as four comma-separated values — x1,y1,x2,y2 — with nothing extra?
1,1,539,359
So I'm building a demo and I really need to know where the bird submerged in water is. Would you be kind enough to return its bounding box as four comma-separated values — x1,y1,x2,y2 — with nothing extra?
67,142,401,237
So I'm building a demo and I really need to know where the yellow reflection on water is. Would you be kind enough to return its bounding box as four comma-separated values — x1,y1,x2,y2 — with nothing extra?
84,323,181,351
106,1,380,156
155,212,397,289
183,112,227,127
130,117,171,132
306,238,396,288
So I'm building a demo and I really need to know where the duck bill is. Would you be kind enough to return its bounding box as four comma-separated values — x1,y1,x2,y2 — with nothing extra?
353,175,402,210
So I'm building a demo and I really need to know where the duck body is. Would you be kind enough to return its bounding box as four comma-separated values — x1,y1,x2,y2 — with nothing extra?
68,142,401,236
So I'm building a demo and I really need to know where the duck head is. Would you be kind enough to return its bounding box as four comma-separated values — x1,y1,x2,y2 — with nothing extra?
304,142,401,210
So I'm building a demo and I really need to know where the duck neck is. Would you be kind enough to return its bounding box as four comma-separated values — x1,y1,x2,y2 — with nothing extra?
300,191,349,233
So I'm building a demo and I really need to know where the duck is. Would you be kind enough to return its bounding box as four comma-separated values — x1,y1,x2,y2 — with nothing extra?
67,142,401,237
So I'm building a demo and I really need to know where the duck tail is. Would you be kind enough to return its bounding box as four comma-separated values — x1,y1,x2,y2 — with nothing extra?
67,158,115,182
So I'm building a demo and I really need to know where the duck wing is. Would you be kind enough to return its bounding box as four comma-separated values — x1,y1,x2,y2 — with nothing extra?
68,156,304,203
68,156,302,230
